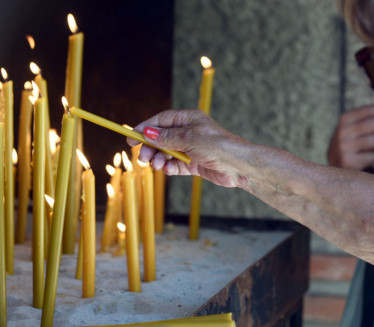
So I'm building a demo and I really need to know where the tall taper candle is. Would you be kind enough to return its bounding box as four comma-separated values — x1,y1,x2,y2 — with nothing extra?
41,103,75,327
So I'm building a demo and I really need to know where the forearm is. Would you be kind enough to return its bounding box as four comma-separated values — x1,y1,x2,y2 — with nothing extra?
226,137,374,263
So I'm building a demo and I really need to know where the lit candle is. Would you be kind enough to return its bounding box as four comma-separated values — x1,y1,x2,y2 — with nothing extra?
101,183,116,252
112,153,123,245
1,67,15,274
121,152,141,292
63,13,84,254
41,97,75,327
44,194,54,241
154,169,165,234
140,162,156,282
16,81,33,244
50,129,61,184
0,119,6,326
189,57,215,240
77,150,96,298
116,222,126,256
12,148,17,195
29,82,46,308
69,107,191,164
30,62,55,201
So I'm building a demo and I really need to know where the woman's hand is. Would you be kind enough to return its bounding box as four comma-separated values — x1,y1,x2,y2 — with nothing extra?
127,109,248,188
328,105,374,170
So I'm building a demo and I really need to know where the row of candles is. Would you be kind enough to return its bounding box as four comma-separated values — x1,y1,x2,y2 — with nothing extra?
0,12,215,327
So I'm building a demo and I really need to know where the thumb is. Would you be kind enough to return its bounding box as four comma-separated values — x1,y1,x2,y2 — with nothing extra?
143,126,191,152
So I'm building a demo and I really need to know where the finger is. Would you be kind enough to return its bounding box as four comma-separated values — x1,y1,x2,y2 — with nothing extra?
354,134,374,152
345,117,374,139
138,144,157,163
126,136,141,147
151,152,170,170
341,105,374,125
164,159,192,176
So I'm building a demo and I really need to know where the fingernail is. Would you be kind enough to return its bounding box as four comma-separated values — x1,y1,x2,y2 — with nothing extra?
144,127,160,140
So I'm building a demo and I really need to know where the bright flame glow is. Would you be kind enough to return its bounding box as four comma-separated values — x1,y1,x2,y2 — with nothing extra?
200,56,212,69
67,14,78,34
137,159,148,168
0,82,2,90
26,35,35,50
28,81,40,105
106,183,115,199
12,149,18,165
122,151,133,172
61,96,69,112
1,68,8,81
76,149,90,170
49,129,60,155
45,194,55,209
113,153,121,168
30,62,41,75
24,81,32,90
122,124,133,130
117,222,126,233
106,164,115,176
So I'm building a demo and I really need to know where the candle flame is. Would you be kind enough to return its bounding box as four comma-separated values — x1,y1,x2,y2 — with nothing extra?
122,124,133,130
113,153,121,168
28,81,40,105
117,222,126,233
30,62,41,75
49,129,60,155
26,35,35,50
77,149,91,170
45,194,55,209
1,68,8,81
67,14,78,34
61,96,69,113
137,159,148,168
24,81,32,90
200,56,212,69
106,183,115,199
106,164,115,176
12,149,18,165
122,151,133,172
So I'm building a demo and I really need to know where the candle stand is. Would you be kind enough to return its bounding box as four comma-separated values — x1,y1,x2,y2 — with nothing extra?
6,214,309,327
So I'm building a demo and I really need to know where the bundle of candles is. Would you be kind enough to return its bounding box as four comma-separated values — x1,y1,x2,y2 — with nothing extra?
0,12,215,327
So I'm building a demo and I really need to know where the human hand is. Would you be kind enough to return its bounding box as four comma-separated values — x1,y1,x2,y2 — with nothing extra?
328,105,374,170
127,109,246,188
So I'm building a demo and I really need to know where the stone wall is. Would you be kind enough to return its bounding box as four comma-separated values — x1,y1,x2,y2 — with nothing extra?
169,0,344,218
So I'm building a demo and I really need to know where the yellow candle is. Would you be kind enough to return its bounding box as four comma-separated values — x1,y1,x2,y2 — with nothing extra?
41,106,75,327
31,92,47,308
116,222,126,256
76,224,83,280
101,183,116,252
1,68,15,274
154,169,165,234
16,82,33,244
189,57,215,240
0,121,7,326
31,63,55,201
63,13,84,254
69,107,191,164
50,130,61,185
141,164,156,282
121,153,141,292
77,150,96,298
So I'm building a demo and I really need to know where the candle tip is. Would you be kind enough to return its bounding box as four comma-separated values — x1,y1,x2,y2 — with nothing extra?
200,56,212,69
106,183,115,199
24,81,32,90
77,149,91,170
61,96,69,113
106,164,115,176
67,13,78,34
45,194,55,209
30,62,41,75
122,151,133,172
113,153,122,168
26,35,35,50
117,222,126,232
1,68,8,81
12,149,18,165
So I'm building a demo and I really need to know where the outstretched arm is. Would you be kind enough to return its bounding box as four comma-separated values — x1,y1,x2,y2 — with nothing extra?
128,109,374,264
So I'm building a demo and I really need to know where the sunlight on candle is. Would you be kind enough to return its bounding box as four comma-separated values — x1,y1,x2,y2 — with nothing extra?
26,35,35,50
76,149,90,170
1,68,8,81
12,149,18,165
67,13,78,34
106,183,115,199
117,222,126,233
122,151,133,172
28,81,40,105
30,62,41,75
45,194,55,209
61,96,69,113
106,164,115,177
200,56,212,69
113,153,121,168
24,81,32,90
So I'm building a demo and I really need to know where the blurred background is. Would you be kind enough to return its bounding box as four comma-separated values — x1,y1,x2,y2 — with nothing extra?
1,1,373,325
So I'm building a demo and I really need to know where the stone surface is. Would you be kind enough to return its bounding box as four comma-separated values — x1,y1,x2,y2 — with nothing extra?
170,0,342,218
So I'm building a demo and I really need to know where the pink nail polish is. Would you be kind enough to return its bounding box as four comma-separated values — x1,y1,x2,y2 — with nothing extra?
144,127,160,140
